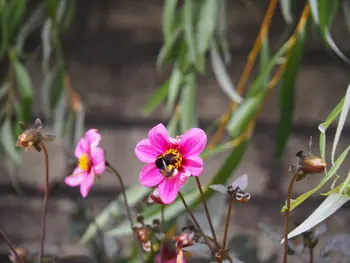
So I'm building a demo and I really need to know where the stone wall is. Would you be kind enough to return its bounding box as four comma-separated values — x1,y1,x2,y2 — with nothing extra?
1,1,350,262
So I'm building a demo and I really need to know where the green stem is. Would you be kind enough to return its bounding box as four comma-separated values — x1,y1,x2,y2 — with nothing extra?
105,161,145,263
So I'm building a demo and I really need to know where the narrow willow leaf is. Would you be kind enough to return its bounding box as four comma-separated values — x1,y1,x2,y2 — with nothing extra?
184,0,198,66
282,193,349,243
318,98,344,161
74,106,85,145
163,0,177,43
53,90,67,138
308,0,319,24
247,41,289,98
41,18,52,74
210,41,243,103
80,186,150,244
282,145,350,212
280,0,293,24
259,35,270,87
196,0,218,54
167,111,179,137
276,26,306,158
180,72,197,132
331,83,350,165
15,3,46,53
41,66,57,117
0,82,9,100
166,64,183,113
157,26,183,69
216,0,230,64
144,80,169,114
1,119,21,164
14,60,33,122
343,0,350,35
227,96,261,138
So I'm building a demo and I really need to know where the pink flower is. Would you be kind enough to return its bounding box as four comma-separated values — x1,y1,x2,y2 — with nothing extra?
135,123,207,204
64,129,105,198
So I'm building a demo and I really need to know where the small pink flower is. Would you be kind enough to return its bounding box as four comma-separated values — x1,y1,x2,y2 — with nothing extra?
135,123,207,204
64,129,105,198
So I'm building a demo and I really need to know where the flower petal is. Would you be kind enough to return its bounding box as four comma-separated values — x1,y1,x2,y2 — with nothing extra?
183,155,204,176
179,128,207,156
74,138,88,158
80,170,95,198
148,123,172,152
139,163,164,187
65,167,85,187
178,167,191,186
135,138,161,163
85,129,102,148
158,175,180,204
91,147,105,174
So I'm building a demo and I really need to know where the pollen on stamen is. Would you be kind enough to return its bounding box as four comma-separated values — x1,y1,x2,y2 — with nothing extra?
78,154,90,171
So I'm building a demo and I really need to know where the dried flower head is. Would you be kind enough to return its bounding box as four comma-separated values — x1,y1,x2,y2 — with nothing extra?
16,118,55,152
135,124,207,204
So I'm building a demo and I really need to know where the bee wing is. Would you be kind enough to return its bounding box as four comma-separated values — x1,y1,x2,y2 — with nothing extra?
231,174,248,190
208,184,227,194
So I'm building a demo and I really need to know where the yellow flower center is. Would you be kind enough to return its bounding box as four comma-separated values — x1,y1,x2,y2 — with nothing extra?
79,154,90,171
161,149,182,169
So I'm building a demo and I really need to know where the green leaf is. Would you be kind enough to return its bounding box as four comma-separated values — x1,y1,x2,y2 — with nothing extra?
41,18,52,74
184,0,198,67
180,72,197,132
196,0,219,69
166,64,183,112
318,97,344,161
1,119,21,164
259,35,270,87
216,0,230,64
280,0,293,24
144,80,169,114
227,95,262,138
167,111,179,137
13,60,33,123
276,26,306,158
210,41,243,103
163,0,178,43
50,61,65,109
41,66,57,117
343,0,350,35
282,145,350,212
80,186,150,244
282,193,349,242
156,26,183,69
331,83,350,165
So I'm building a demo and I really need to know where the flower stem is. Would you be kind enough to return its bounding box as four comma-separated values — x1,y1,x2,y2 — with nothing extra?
160,205,165,263
0,227,24,263
178,192,218,257
283,173,298,263
194,177,217,243
222,197,233,249
39,142,49,263
308,247,313,263
105,161,145,263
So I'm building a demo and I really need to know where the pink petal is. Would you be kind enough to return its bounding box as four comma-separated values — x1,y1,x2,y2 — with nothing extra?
135,139,161,163
139,163,164,187
183,155,204,176
179,175,189,186
91,147,105,174
178,167,191,186
85,129,101,148
65,167,86,187
74,138,88,158
80,170,95,198
158,175,180,204
179,128,207,156
148,123,172,152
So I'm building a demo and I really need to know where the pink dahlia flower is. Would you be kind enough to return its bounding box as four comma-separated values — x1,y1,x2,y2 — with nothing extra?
65,129,105,198
135,123,207,204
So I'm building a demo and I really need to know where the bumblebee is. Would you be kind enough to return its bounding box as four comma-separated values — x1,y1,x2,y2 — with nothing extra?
227,186,251,203
155,150,182,178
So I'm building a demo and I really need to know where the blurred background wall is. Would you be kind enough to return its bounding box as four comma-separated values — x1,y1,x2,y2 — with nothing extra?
1,0,350,262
